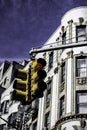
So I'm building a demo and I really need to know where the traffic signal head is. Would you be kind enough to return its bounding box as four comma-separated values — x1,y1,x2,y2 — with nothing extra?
11,69,31,104
11,89,28,102
15,69,28,80
30,58,47,98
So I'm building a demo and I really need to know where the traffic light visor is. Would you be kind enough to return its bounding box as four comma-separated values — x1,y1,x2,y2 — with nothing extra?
15,69,28,80
13,80,27,91
11,90,27,101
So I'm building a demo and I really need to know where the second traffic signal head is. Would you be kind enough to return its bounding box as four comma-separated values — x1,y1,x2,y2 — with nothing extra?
11,69,31,104
30,58,47,98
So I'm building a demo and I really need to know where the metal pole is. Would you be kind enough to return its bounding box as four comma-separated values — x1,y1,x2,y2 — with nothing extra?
29,42,87,55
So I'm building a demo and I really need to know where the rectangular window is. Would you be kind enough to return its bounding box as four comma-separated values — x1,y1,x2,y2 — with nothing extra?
46,80,52,108
62,32,66,45
4,100,9,113
60,96,65,116
2,125,7,130
0,101,9,114
34,99,39,109
48,52,53,70
76,25,86,42
32,99,39,120
33,122,37,130
76,57,87,77
45,112,50,129
8,112,17,128
77,92,87,114
1,102,4,114
61,63,65,83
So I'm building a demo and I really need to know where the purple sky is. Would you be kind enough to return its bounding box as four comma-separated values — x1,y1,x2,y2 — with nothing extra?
0,0,87,62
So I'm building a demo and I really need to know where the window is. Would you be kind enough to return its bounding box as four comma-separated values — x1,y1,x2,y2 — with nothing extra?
4,100,9,113
2,125,7,130
1,102,4,114
76,25,86,42
77,92,87,114
33,122,37,130
45,112,50,129
8,112,17,128
61,63,65,83
3,77,9,86
32,99,39,120
35,99,39,109
46,80,52,108
76,57,87,77
48,52,53,70
1,100,9,114
60,96,65,116
62,32,66,45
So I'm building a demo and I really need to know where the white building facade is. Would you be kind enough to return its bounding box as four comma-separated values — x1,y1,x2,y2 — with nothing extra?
36,6,87,130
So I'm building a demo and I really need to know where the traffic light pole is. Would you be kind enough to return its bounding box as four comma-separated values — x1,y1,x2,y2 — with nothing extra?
29,42,87,55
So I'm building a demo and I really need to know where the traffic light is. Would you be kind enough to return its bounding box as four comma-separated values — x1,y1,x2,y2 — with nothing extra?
30,58,47,98
11,69,31,104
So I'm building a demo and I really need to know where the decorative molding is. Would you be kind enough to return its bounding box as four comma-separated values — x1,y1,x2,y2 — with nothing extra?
80,119,86,128
54,67,58,74
67,19,73,24
55,114,87,126
79,17,84,24
80,51,84,56
56,37,59,41
61,26,65,33
59,32,62,37
67,50,73,58
76,77,87,85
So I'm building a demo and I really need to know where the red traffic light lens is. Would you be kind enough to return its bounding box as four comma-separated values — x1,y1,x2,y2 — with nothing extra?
37,58,46,68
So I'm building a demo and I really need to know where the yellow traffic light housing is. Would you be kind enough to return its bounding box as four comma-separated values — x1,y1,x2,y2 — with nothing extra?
30,58,47,98
11,69,31,104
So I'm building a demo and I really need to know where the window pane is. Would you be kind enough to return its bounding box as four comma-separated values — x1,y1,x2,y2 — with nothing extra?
45,112,50,128
78,68,86,77
76,26,86,42
77,59,86,68
61,63,65,82
33,122,37,130
60,96,65,116
62,32,66,45
78,93,87,103
76,57,87,77
77,92,87,114
79,105,87,113
49,52,53,69
46,81,52,108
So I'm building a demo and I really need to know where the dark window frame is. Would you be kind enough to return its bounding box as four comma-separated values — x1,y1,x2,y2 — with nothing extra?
76,25,86,42
62,32,66,45
60,96,65,116
76,56,87,77
33,122,37,130
61,62,65,83
46,80,52,108
76,91,87,114
45,112,50,129
48,52,53,70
